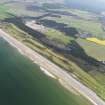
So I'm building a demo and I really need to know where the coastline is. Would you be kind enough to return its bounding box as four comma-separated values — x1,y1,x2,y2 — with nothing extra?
40,67,57,79
40,66,78,95
0,29,105,105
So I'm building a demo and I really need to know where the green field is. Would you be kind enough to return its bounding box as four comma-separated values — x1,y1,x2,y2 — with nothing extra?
0,3,43,19
5,2,44,17
66,9,98,20
76,38,105,61
45,16,105,39
45,28,74,46
0,4,14,20
48,8,98,20
0,5,9,19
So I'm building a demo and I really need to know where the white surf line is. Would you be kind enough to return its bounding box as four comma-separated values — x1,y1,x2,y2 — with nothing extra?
40,66,78,95
7,39,24,55
40,67,56,79
0,29,105,105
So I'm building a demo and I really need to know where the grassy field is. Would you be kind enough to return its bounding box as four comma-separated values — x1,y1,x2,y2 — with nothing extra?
0,2,44,19
66,9,98,20
41,13,105,61
5,2,44,17
44,16,105,39
45,28,74,46
0,5,11,20
76,38,105,61
49,8,98,20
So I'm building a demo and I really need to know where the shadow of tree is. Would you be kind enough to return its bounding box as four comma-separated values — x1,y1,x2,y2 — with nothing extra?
39,19,78,38
65,41,105,72
45,10,81,19
3,17,69,50
22,13,61,21
26,5,44,12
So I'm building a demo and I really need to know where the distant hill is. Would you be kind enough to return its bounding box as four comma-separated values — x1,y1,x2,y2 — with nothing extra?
0,0,64,3
64,0,105,13
1,0,105,13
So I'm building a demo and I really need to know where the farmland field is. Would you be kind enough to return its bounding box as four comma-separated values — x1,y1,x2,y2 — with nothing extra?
0,5,11,19
44,16,105,39
76,38,105,60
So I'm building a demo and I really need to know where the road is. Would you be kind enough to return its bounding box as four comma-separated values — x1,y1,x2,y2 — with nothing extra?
0,29,105,105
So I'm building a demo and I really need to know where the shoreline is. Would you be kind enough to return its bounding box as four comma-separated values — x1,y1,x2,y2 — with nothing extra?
40,67,57,79
0,29,105,105
40,66,79,95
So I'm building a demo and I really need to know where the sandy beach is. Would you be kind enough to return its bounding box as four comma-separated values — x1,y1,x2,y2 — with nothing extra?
0,29,105,105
